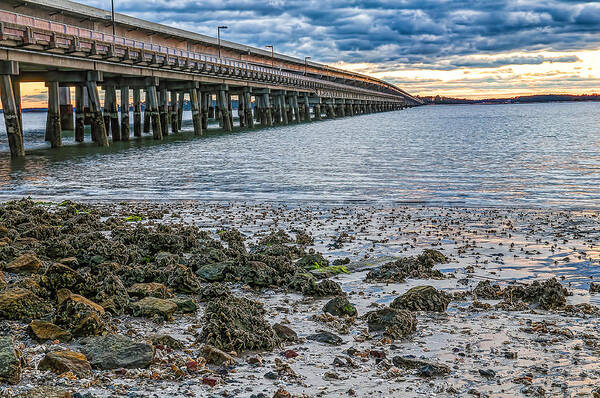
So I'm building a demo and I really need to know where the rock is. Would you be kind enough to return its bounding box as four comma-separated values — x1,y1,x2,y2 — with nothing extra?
392,356,450,377
80,334,154,370
390,286,451,312
202,344,237,366
296,253,329,270
273,323,298,342
307,330,343,345
0,271,5,288
264,371,279,380
323,296,357,317
127,282,173,299
40,263,86,293
273,388,291,398
200,295,280,352
473,280,503,299
0,336,21,384
237,260,280,287
196,261,233,282
282,349,298,359
38,350,92,378
131,296,177,320
4,253,42,274
0,287,51,320
28,320,72,342
506,278,568,310
478,368,496,378
365,249,447,283
365,308,417,339
16,386,72,398
55,289,105,337
151,334,183,349
199,282,231,301
589,282,600,294
170,297,197,313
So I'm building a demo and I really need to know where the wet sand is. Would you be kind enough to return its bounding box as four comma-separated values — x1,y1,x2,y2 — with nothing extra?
2,200,600,398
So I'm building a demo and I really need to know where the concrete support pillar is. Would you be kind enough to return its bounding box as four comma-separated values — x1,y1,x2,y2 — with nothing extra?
292,95,300,123
337,102,346,118
201,92,209,130
170,91,178,134
146,85,162,140
313,103,321,121
208,94,215,119
326,101,335,119
105,85,120,141
59,87,74,131
74,85,85,142
218,89,233,132
143,89,150,134
85,80,109,146
238,95,246,127
177,91,184,130
303,95,311,121
227,93,234,129
159,88,169,136
279,95,288,125
347,101,354,117
254,96,263,124
133,89,142,137
0,70,24,157
120,86,130,141
46,81,62,148
271,95,280,124
244,89,254,129
190,88,202,136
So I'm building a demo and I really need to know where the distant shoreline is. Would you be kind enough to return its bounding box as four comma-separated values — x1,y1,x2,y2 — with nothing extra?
419,94,600,105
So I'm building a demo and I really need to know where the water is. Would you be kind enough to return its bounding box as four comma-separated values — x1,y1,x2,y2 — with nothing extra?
0,102,599,207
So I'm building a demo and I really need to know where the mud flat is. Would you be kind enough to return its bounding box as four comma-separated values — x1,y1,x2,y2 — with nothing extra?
0,199,600,397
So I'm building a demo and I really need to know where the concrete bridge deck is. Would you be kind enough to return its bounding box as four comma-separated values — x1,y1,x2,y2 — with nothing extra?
0,0,422,157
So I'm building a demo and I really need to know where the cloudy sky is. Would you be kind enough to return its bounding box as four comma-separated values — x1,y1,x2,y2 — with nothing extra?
18,0,600,106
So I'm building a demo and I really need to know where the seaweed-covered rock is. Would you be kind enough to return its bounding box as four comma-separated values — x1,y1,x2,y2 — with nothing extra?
289,272,344,297
38,350,92,378
589,282,600,294
131,297,177,320
200,295,280,352
323,296,357,317
170,297,197,313
392,356,450,377
55,289,105,337
196,261,233,282
28,320,71,342
390,286,451,312
93,273,130,315
506,278,568,310
237,260,279,287
15,386,71,398
296,253,329,271
202,344,237,366
365,308,417,339
0,336,21,384
4,253,42,274
365,250,447,283
40,263,88,294
473,280,503,299
199,283,231,301
80,334,154,370
127,282,173,299
0,287,51,320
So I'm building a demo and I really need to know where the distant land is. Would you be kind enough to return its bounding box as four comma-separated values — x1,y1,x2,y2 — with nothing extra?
418,94,600,105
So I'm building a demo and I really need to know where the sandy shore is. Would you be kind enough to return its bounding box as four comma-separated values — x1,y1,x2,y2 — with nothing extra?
1,200,599,398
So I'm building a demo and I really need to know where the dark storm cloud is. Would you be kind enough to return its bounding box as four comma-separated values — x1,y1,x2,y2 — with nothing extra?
88,0,596,67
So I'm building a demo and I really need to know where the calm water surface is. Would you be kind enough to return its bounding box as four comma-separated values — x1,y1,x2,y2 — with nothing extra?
0,102,599,208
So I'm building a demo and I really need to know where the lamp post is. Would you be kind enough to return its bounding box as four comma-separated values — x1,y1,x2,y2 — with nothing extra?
110,0,115,40
304,56,311,76
217,26,228,59
266,45,274,68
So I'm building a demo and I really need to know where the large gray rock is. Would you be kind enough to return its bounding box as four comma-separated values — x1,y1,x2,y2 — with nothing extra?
0,336,21,384
80,334,154,369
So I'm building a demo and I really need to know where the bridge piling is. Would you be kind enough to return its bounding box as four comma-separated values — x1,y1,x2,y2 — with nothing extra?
263,94,273,126
292,94,300,123
177,91,184,130
159,88,169,136
170,91,178,134
146,85,162,140
227,93,234,129
238,94,246,127
303,95,311,121
243,89,254,129
121,86,130,141
133,89,142,137
218,88,233,132
201,93,209,130
85,80,109,147
108,86,121,141
0,62,25,157
46,81,62,148
74,85,84,142
143,89,150,134
59,87,74,131
189,88,202,136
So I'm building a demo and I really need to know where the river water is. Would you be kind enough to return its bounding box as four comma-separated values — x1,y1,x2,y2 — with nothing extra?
0,102,599,208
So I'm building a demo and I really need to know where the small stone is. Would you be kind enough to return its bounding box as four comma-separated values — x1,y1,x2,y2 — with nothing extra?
127,282,173,299
38,350,92,378
282,349,298,359
170,297,197,313
202,344,237,366
392,356,450,377
273,387,291,398
307,330,343,345
323,296,357,317
80,334,154,370
28,320,71,342
264,371,279,380
247,354,263,365
131,296,177,320
479,368,496,378
202,376,219,387
273,323,298,342
4,253,42,274
151,334,183,350
0,336,21,384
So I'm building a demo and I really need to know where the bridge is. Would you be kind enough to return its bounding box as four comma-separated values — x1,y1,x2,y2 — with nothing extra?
0,0,423,157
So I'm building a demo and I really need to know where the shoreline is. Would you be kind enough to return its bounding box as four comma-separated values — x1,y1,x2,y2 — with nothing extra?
0,199,599,397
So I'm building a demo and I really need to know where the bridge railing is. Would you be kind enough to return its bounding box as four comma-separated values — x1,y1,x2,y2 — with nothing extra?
0,8,409,101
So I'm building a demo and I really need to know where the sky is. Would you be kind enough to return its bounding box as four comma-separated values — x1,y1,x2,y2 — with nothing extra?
17,0,600,106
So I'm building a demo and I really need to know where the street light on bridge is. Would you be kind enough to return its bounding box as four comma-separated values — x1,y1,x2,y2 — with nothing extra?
265,45,274,68
304,56,311,76
217,26,228,59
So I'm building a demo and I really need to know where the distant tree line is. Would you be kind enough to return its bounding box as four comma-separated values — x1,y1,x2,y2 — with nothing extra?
418,94,600,105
